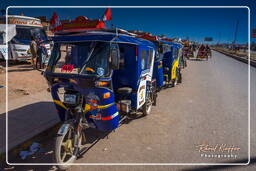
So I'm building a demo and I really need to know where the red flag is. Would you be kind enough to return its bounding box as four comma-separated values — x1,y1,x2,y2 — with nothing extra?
252,28,256,38
102,8,112,21
50,12,62,32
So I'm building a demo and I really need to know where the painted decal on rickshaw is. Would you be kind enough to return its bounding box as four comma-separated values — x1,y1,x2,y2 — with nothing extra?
89,113,101,120
141,59,145,69
97,67,105,76
89,111,119,121
138,85,146,106
84,103,114,111
101,112,119,120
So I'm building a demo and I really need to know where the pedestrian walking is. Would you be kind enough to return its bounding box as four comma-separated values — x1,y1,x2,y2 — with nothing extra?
29,37,37,68
36,40,48,69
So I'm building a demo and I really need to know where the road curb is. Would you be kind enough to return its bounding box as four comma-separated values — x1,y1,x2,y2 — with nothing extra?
0,122,61,164
213,49,256,67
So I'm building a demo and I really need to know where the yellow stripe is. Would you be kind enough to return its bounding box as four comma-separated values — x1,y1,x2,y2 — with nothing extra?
84,103,115,111
97,103,115,109
53,100,67,110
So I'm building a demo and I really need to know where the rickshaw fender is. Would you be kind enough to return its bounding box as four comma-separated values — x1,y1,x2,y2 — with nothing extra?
57,123,70,135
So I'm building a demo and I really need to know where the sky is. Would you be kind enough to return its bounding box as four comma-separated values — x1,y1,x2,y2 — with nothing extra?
1,0,255,44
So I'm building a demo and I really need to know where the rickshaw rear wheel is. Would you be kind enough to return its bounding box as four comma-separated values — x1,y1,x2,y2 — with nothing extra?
178,72,182,84
171,70,179,87
55,124,78,170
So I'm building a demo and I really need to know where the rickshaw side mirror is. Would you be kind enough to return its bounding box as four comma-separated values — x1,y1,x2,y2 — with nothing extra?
110,44,120,70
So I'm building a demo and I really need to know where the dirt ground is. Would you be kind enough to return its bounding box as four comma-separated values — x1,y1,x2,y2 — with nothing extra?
0,61,48,104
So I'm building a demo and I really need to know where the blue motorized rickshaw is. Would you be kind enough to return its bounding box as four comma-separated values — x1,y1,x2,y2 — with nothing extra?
44,28,157,168
134,33,183,89
134,33,166,91
162,41,183,87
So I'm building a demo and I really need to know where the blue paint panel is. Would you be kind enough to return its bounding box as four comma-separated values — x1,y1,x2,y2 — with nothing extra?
163,51,174,69
112,44,138,91
90,104,119,131
131,93,137,109
81,88,119,131
50,82,119,131
153,59,164,88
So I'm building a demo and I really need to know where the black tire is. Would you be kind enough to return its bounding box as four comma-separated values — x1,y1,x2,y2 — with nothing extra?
55,124,77,170
178,71,182,84
171,78,177,87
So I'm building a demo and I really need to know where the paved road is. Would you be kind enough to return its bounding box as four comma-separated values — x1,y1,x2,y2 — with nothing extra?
5,51,256,171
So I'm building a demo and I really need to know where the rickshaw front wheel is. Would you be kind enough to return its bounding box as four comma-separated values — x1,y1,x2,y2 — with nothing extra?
142,98,152,116
55,124,78,170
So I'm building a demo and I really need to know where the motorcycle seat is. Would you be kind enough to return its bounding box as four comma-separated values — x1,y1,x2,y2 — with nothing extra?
116,87,133,95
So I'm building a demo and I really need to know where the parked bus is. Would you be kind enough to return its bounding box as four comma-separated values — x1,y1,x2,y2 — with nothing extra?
0,15,51,61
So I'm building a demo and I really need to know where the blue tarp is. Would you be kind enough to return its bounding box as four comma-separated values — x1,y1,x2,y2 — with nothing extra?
52,32,156,48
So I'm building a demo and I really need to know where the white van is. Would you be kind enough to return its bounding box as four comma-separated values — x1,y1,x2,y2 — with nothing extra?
0,15,51,61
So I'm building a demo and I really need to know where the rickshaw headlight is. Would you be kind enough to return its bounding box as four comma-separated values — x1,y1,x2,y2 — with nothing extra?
64,94,77,105
95,81,108,87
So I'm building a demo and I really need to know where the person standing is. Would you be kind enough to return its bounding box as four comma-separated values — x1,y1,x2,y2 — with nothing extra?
36,39,48,69
30,37,37,68
36,40,43,69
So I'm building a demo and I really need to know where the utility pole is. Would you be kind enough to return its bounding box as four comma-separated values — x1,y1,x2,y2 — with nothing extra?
217,32,221,45
232,20,239,50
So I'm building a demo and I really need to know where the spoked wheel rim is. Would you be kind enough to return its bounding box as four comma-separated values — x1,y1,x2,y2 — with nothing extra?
59,128,76,163
145,98,152,114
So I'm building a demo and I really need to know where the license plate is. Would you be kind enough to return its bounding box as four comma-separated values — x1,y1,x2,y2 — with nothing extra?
57,124,69,135
64,94,77,104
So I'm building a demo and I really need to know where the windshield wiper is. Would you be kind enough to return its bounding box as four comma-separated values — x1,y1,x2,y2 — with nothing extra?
80,42,97,74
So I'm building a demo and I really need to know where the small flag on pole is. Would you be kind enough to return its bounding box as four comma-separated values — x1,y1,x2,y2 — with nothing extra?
50,12,62,32
102,8,112,21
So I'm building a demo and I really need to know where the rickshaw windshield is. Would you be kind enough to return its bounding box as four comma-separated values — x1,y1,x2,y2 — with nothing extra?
49,41,110,76
157,43,171,60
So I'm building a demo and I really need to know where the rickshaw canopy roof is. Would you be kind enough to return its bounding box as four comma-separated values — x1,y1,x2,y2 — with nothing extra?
52,31,156,48
159,40,183,49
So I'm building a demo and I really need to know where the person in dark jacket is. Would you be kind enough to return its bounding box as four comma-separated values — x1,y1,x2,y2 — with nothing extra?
36,39,48,69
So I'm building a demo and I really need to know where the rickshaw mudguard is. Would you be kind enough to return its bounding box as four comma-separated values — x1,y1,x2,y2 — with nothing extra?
83,88,119,131
51,83,70,122
51,83,119,131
